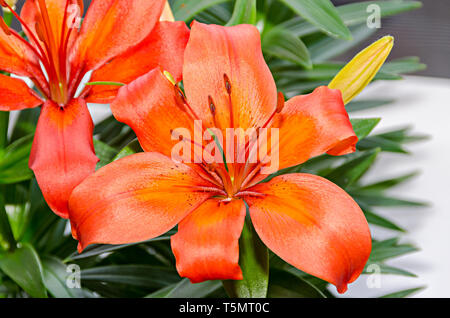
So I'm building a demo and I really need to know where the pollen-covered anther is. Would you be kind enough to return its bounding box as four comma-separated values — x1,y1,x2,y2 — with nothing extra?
223,74,232,94
163,70,176,85
208,95,216,115
174,86,187,105
35,22,46,42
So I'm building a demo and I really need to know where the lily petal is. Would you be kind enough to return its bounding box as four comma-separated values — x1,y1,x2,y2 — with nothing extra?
111,68,196,158
0,25,46,83
29,98,98,218
0,74,43,111
21,0,79,51
269,86,357,172
84,21,189,104
69,152,216,251
171,198,246,283
71,0,166,72
245,174,371,293
183,22,277,131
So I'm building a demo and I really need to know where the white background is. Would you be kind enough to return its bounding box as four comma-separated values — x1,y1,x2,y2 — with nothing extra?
333,76,450,298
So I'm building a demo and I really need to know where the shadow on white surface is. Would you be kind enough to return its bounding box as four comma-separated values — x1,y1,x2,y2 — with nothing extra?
335,76,450,298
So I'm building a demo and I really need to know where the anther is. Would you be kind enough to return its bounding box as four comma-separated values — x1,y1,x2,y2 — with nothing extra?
276,92,285,113
174,86,187,105
34,22,47,42
224,74,232,94
0,17,11,35
208,95,216,115
163,70,176,85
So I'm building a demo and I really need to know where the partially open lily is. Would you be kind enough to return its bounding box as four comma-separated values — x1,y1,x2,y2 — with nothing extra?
68,22,375,293
0,0,189,218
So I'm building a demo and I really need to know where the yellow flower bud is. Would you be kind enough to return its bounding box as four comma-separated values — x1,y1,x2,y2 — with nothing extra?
3,0,17,11
329,36,394,104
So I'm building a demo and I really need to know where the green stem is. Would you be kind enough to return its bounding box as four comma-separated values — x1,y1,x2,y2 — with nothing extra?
0,193,16,252
0,112,9,149
223,209,269,298
85,81,125,86
3,11,13,26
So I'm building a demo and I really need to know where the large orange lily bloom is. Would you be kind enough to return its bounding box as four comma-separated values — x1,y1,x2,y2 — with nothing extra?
68,22,371,293
0,0,189,218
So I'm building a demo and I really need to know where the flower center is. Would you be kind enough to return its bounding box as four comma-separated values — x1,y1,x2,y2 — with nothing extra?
0,0,83,105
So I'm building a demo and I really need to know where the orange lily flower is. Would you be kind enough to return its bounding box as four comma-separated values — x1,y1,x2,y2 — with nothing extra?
68,22,371,293
0,0,189,218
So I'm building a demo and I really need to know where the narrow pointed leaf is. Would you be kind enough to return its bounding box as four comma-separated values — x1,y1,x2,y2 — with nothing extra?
42,256,85,298
350,118,381,140
283,1,422,37
380,286,425,298
0,243,47,298
263,27,312,68
347,100,393,112
147,278,222,298
325,148,380,188
280,0,351,39
226,0,257,26
0,194,15,251
171,0,229,21
267,268,326,298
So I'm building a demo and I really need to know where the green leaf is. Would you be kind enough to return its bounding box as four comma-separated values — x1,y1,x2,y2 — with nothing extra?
0,243,47,298
369,238,418,262
364,262,416,277
67,234,171,261
280,0,351,39
226,0,257,26
359,171,419,192
10,108,40,142
0,112,9,149
267,268,326,298
42,256,85,298
347,100,394,112
283,1,422,37
379,56,426,76
171,0,229,21
380,286,425,298
94,139,117,169
325,148,380,188
263,27,312,68
223,213,269,298
350,118,381,140
352,191,428,208
147,278,222,298
0,194,16,251
113,139,143,161
307,24,377,62
81,265,180,289
376,127,429,144
0,134,34,184
357,136,409,153
363,208,405,232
